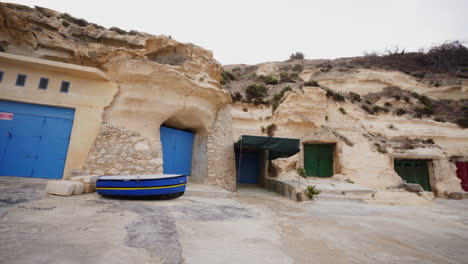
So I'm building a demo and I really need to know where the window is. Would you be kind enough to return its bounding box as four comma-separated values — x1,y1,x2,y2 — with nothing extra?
15,74,27,86
60,81,70,93
0,71,4,83
38,78,49,90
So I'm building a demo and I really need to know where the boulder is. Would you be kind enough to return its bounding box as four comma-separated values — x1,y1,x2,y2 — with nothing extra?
46,181,76,196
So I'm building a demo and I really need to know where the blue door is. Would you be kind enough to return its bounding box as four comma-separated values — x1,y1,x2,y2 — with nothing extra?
160,126,194,175
0,100,74,179
235,150,259,184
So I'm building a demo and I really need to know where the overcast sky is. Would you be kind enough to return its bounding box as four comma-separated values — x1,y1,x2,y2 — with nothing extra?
8,0,468,65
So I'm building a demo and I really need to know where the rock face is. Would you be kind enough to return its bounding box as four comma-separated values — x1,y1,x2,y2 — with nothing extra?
0,3,236,191
227,58,468,197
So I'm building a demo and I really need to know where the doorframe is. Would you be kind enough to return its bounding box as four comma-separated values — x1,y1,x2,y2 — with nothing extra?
300,141,339,177
234,147,264,186
391,156,437,194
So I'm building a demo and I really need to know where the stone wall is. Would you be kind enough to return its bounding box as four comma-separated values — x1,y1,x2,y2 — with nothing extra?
207,105,237,191
84,124,163,175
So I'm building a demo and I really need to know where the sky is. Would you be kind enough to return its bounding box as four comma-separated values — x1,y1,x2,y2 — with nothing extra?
7,0,468,65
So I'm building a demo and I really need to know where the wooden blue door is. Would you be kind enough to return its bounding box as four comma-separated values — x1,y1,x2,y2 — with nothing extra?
160,126,194,175
235,150,259,184
0,100,74,179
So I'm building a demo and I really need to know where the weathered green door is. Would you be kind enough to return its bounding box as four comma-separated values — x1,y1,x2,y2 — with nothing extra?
394,159,431,191
304,144,334,177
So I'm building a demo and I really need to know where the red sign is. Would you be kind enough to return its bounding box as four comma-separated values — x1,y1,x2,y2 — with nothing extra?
0,112,13,120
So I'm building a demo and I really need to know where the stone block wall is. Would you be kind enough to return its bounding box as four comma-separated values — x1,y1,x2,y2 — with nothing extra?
207,105,237,191
83,124,163,175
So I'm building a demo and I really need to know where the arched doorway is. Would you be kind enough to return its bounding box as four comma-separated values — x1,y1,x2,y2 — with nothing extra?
159,110,209,183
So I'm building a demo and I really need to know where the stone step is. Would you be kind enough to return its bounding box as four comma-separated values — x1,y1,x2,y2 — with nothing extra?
314,194,366,203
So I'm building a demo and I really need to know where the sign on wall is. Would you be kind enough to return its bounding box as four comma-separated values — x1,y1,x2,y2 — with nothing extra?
0,112,13,120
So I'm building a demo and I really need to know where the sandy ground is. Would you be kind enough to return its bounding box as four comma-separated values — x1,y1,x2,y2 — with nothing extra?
1,177,468,264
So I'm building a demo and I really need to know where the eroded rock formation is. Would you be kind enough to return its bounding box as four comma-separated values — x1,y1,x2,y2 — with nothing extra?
0,3,236,190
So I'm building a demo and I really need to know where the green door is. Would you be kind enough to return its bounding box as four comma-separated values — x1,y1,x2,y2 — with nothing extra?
304,144,334,177
394,160,431,191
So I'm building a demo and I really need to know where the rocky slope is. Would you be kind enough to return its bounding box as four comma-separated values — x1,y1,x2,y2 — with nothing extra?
0,2,222,87
225,49,468,197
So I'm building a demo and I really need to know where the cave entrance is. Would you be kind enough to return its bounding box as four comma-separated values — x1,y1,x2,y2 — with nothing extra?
394,159,431,192
234,135,301,188
159,111,208,183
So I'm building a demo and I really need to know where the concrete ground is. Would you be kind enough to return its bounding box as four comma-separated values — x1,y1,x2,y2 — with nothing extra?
1,177,468,264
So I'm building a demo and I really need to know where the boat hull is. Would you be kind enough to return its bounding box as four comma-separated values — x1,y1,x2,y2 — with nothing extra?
96,175,187,197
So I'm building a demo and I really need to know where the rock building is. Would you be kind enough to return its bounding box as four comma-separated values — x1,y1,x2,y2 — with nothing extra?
0,3,467,199
0,3,236,191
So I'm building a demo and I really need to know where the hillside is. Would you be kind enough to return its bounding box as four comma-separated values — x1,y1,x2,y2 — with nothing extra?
222,45,468,128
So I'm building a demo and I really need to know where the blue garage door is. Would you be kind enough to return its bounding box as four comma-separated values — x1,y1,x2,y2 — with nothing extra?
235,150,259,184
0,100,74,179
160,126,194,175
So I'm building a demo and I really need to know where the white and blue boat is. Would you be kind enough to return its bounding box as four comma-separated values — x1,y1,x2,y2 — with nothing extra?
96,174,187,198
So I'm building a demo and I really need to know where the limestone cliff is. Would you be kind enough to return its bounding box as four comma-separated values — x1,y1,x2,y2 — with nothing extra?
225,51,468,197
0,3,236,190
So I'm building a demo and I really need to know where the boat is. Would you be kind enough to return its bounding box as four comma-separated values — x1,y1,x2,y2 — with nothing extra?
96,174,187,198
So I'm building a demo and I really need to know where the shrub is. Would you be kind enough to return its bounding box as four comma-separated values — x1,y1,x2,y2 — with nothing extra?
258,75,279,85
297,167,306,178
365,100,372,105
279,72,296,83
61,20,70,27
242,107,248,112
455,117,468,128
109,27,128,35
246,84,268,100
403,96,410,103
271,86,293,111
349,92,361,102
339,107,346,115
395,108,406,116
292,64,303,72
221,70,237,84
266,124,277,137
414,106,435,116
418,95,433,107
129,30,139,36
384,102,392,107
321,87,345,101
393,95,401,100
362,105,375,115
306,185,320,198
231,92,242,102
304,80,319,87
290,52,304,60
372,106,383,113
61,13,88,27
411,92,433,107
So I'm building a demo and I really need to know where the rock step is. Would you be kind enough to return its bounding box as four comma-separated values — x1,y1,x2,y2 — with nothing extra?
314,194,366,203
